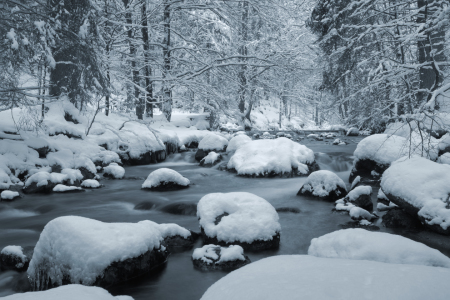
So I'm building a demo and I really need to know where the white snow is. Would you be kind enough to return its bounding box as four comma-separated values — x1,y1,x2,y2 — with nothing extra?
192,245,245,264
197,192,280,244
381,156,450,230
198,134,229,151
142,168,190,188
438,153,450,165
53,184,83,192
346,186,372,202
377,188,389,200
103,163,125,179
226,134,252,152
308,229,450,268
28,216,188,287
335,202,355,212
81,179,101,188
349,207,375,221
1,245,27,268
300,170,346,197
346,127,359,135
201,152,221,165
1,190,20,200
353,134,408,165
25,137,49,150
24,171,67,188
200,255,450,300
350,175,360,190
227,138,315,176
61,168,83,184
1,284,134,300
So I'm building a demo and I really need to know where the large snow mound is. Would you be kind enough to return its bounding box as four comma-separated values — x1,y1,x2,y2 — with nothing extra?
300,170,346,197
2,284,133,300
142,168,190,189
226,134,252,153
197,192,280,243
308,229,450,268
201,255,450,300
27,216,188,287
103,163,125,179
381,156,450,230
198,134,228,151
353,134,408,165
227,138,315,176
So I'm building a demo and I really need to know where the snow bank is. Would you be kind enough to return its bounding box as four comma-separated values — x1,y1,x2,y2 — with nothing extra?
142,168,190,189
227,138,315,176
28,216,186,288
1,190,20,200
103,163,125,179
192,245,246,264
200,255,450,300
197,192,280,244
226,134,251,152
354,134,408,165
81,179,101,188
381,156,450,231
198,134,228,151
1,284,134,300
308,229,450,268
299,170,346,198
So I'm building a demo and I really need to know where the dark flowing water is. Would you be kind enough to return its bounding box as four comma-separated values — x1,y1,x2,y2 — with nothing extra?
1,138,450,299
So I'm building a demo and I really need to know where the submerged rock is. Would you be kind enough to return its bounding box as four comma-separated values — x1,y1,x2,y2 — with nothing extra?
159,202,197,216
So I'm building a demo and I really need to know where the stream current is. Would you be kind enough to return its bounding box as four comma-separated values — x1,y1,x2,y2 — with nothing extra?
1,138,450,299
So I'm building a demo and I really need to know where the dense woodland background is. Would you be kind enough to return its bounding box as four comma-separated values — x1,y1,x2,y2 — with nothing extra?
1,0,449,132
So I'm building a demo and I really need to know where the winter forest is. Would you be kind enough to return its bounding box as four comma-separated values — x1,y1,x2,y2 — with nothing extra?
1,0,450,299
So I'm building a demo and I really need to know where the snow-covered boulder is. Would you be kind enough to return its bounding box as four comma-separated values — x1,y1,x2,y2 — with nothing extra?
103,163,125,179
23,172,68,194
81,179,101,189
27,216,192,290
227,138,318,177
192,245,250,271
0,245,33,272
226,134,251,153
381,156,450,235
197,192,281,251
339,185,373,211
200,152,222,167
195,134,229,161
47,150,97,180
349,134,407,182
307,133,322,141
437,152,450,164
25,137,50,158
1,190,20,201
53,184,84,193
297,170,347,201
1,284,134,300
91,151,121,167
142,168,190,191
348,207,377,221
346,127,359,136
200,255,450,300
308,229,450,268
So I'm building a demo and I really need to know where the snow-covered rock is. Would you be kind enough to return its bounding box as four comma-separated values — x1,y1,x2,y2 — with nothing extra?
332,138,345,145
227,138,317,177
25,137,50,158
197,192,281,251
346,127,359,136
142,168,190,191
382,207,423,229
340,185,373,211
103,163,125,179
308,229,450,268
437,152,450,164
53,184,84,193
198,134,228,152
200,151,222,167
0,245,32,271
307,133,322,140
192,245,250,271
200,255,450,300
27,216,191,289
297,170,347,201
1,284,134,300
81,179,101,189
348,207,377,221
381,156,450,235
226,134,252,153
23,171,68,194
91,151,121,167
1,190,20,201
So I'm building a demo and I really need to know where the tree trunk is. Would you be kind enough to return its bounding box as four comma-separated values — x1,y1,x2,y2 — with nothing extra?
238,1,249,127
162,1,172,121
141,0,154,118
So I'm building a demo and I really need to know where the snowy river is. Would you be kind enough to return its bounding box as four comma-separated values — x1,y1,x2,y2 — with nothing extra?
1,139,450,299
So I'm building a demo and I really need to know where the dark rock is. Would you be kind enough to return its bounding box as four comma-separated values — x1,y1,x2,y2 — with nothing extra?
186,141,199,149
165,142,178,155
382,208,423,229
34,146,50,158
162,233,196,252
0,246,33,272
64,112,79,124
142,181,189,192
192,246,251,271
159,202,197,216
349,159,389,183
276,207,301,213
78,167,96,180
123,150,167,166
344,193,373,211
134,201,158,211
23,182,57,194
49,131,83,139
214,212,229,225
200,229,280,252
195,149,208,162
